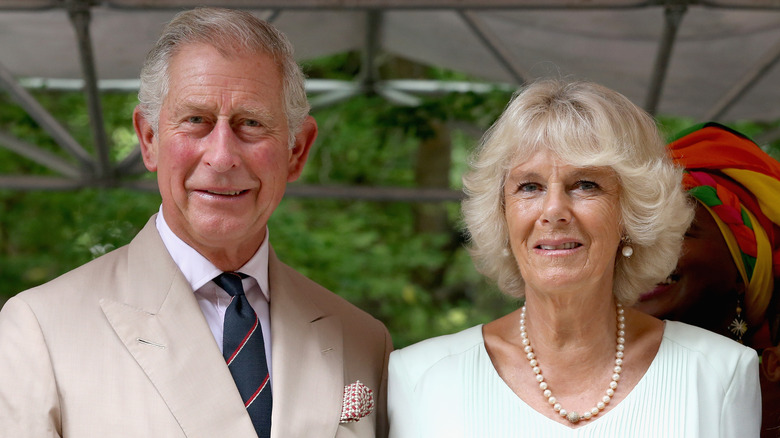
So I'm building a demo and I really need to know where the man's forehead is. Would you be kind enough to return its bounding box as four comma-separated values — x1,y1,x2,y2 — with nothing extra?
163,45,283,113
168,41,277,71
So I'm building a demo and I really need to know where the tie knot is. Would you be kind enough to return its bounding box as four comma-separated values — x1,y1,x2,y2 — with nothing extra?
213,272,248,297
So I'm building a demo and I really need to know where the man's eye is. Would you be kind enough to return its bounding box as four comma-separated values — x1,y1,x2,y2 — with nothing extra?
187,116,204,124
243,119,261,127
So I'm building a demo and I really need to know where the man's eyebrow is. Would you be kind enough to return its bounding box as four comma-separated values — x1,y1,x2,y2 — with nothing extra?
173,100,216,115
172,101,276,122
236,105,274,121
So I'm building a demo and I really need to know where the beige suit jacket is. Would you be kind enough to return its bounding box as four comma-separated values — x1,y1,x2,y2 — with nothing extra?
0,217,392,438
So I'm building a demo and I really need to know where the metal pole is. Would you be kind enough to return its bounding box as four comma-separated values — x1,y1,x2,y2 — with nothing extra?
645,3,686,115
360,10,382,94
705,38,780,121
0,62,94,170
459,10,529,85
0,131,82,178
67,0,112,180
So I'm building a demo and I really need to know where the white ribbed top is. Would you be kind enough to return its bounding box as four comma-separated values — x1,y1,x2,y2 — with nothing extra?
388,322,761,438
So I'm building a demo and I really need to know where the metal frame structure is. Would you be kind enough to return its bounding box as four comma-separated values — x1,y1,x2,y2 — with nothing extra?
1,0,779,200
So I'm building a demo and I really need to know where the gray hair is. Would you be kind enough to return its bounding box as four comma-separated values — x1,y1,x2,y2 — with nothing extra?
461,79,694,305
137,7,310,147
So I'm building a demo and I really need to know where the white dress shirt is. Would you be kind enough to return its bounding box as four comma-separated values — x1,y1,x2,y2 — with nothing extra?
155,208,273,383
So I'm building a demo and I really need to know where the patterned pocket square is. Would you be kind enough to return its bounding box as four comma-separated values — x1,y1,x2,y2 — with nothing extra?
339,380,374,424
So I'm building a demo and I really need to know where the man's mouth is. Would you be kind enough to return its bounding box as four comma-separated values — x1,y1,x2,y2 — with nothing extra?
204,189,247,196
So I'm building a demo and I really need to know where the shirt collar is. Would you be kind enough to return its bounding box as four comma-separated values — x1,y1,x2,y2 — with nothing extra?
155,207,270,301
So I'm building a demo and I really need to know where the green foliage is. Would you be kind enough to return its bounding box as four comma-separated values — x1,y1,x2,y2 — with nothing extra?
269,197,516,347
304,95,418,186
303,52,362,80
656,115,698,142
278,87,519,347
0,80,519,348
2,67,779,349
0,90,139,174
0,89,157,296
0,188,160,295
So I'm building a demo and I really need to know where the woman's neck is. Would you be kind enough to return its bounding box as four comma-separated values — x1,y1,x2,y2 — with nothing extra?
522,289,618,353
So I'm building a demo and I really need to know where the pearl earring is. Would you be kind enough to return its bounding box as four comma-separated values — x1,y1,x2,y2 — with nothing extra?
621,236,633,258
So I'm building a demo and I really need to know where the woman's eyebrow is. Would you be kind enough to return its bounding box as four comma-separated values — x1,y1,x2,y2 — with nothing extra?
569,167,615,179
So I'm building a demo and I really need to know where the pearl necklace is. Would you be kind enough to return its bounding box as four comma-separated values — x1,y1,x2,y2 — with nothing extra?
519,303,625,424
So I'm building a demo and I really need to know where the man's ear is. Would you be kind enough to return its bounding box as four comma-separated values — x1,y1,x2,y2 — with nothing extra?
133,106,159,172
287,115,317,182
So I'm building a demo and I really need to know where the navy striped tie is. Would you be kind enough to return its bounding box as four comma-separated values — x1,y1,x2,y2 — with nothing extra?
214,272,272,437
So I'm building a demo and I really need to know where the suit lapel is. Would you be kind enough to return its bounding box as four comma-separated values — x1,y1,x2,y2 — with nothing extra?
99,218,257,437
268,249,344,438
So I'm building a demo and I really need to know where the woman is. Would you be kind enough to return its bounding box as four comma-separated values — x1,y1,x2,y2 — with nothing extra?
634,122,780,437
388,80,761,437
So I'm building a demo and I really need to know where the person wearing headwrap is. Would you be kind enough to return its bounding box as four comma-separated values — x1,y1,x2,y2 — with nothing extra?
635,121,780,437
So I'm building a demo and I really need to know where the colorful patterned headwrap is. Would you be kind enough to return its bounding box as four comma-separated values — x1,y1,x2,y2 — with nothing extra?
668,122,780,327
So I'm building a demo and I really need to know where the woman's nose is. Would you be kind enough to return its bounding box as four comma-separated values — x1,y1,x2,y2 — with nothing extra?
539,184,572,225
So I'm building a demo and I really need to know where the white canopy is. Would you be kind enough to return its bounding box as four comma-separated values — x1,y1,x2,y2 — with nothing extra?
1,1,779,194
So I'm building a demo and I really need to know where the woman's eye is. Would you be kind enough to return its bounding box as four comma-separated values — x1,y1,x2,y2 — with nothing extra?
576,180,599,190
518,182,541,192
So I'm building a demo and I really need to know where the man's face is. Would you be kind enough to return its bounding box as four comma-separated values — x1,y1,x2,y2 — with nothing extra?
135,43,315,267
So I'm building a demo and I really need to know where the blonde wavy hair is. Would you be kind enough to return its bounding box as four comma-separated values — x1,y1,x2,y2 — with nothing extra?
462,79,694,304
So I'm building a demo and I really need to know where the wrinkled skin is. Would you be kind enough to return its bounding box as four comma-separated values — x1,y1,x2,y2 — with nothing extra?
134,43,317,271
503,150,623,305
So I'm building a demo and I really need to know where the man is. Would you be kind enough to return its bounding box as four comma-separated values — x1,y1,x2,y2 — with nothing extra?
0,8,391,438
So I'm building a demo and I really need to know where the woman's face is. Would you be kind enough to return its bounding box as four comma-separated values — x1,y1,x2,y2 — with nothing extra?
504,150,623,298
634,203,740,333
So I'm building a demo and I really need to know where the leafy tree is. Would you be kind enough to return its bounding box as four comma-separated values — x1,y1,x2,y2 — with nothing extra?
1,57,779,348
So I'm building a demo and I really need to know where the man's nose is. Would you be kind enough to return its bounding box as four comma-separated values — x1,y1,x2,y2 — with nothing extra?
203,119,241,172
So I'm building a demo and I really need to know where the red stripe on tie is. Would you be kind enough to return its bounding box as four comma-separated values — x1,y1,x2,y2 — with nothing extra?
226,316,259,366
245,374,270,408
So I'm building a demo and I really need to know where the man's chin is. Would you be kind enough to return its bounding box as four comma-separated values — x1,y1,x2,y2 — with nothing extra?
184,218,265,249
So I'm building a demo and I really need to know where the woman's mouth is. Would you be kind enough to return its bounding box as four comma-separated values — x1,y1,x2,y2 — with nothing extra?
538,242,581,250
